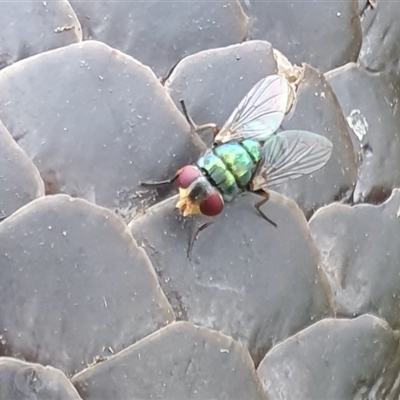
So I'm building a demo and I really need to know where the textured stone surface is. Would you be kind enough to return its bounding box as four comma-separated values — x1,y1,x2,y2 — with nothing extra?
0,41,204,222
73,322,267,400
130,192,333,365
326,63,400,203
69,0,248,79
359,0,400,76
0,0,81,70
257,315,400,400
0,195,174,375
0,120,44,220
0,357,82,400
309,189,400,329
243,0,361,72
0,1,398,397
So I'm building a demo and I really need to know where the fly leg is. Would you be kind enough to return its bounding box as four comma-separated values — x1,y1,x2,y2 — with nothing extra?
187,219,214,259
179,100,220,137
252,190,277,228
140,173,178,187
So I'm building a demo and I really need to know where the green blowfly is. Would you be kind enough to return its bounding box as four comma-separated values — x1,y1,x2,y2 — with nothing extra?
142,75,333,256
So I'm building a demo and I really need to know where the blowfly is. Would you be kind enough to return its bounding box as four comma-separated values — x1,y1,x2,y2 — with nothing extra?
141,75,333,257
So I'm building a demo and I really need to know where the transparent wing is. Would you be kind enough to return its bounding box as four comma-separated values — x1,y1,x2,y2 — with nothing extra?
252,130,333,189
214,75,289,144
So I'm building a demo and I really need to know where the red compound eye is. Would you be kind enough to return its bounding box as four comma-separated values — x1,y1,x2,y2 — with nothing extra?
199,192,224,216
177,166,202,189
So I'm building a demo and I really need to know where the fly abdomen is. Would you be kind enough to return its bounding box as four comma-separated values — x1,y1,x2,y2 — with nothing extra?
214,140,262,188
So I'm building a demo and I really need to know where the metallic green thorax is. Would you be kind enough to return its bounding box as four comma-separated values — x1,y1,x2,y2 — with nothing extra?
196,139,262,201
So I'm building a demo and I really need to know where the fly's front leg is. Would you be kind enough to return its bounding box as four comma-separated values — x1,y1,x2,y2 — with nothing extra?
187,219,214,259
140,173,178,188
252,190,277,228
179,100,220,138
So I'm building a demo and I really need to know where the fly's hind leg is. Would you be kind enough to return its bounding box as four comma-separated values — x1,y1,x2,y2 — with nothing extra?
179,100,220,138
252,190,277,228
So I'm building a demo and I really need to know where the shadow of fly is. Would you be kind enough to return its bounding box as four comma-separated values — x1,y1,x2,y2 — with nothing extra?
141,75,333,258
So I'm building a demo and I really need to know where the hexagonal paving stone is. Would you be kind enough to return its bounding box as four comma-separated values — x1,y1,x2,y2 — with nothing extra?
309,189,400,329
257,315,400,400
0,41,205,222
242,0,361,72
359,0,400,76
72,321,267,400
0,0,81,70
130,192,333,365
0,194,174,375
69,0,248,79
326,63,400,203
0,357,82,400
